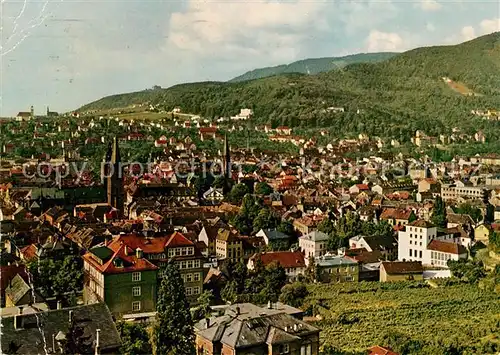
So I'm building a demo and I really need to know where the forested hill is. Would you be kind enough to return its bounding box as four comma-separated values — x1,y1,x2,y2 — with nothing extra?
228,52,398,82
79,32,500,142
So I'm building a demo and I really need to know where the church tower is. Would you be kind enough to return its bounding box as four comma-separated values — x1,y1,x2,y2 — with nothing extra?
107,137,124,215
102,141,113,192
223,133,231,179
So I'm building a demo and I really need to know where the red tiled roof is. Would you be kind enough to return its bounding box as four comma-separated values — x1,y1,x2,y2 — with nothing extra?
250,251,305,269
368,345,400,355
114,234,169,254
380,208,412,221
199,127,217,133
427,240,467,255
83,242,158,275
166,231,195,247
408,219,435,228
20,244,38,261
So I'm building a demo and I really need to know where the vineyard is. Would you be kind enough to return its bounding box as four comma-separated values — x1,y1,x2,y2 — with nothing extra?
304,282,500,354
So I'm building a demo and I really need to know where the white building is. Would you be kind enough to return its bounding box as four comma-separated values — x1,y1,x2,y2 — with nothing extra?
398,220,468,268
230,108,253,121
299,231,329,265
441,181,488,202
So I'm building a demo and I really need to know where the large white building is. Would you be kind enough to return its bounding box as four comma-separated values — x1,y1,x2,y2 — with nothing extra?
398,220,468,268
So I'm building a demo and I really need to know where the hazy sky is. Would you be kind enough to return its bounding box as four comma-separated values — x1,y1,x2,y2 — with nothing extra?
0,0,499,116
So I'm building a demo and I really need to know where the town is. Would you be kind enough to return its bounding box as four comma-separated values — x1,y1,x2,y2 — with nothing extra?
0,103,499,355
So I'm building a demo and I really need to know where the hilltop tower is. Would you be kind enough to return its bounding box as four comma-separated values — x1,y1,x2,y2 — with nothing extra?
106,137,124,215
30,105,34,118
223,133,231,179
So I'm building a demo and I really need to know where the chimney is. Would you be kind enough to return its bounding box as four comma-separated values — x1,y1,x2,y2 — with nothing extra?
14,307,24,329
136,247,143,259
95,329,101,355
69,310,74,324
52,334,56,353
267,301,272,309
57,300,62,310
205,318,210,328
235,306,240,315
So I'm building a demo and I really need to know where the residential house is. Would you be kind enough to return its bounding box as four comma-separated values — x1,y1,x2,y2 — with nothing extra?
247,251,306,280
111,232,205,302
194,303,320,355
4,274,43,307
203,187,224,204
348,234,397,260
0,303,121,354
380,261,424,282
299,231,329,265
255,228,293,250
82,241,158,316
315,255,359,283
427,240,468,267
216,228,243,263
474,223,491,245
380,208,415,227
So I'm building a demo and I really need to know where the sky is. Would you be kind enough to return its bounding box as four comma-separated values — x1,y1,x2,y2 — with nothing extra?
0,0,499,116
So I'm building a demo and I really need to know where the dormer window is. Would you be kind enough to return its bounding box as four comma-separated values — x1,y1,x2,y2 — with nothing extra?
113,258,123,268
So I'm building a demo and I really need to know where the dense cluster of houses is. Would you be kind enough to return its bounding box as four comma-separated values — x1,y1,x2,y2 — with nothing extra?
1,110,500,354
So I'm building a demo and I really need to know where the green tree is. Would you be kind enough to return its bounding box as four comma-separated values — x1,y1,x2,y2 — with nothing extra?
213,176,226,189
151,261,195,355
253,208,281,232
227,183,249,205
489,231,500,252
279,282,309,307
116,322,152,355
455,203,483,223
254,182,273,195
431,196,447,227
191,290,215,321
27,256,83,301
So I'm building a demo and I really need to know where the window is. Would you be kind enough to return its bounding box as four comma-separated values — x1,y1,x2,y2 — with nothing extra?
133,286,141,297
187,260,194,269
180,261,187,269
409,249,412,257
188,247,194,255
410,240,412,245
194,260,201,268
132,272,141,282
280,344,290,354
175,248,181,256
186,287,192,296
182,247,188,256
193,286,201,295
186,273,193,282
194,273,200,282
132,301,141,311
419,250,422,259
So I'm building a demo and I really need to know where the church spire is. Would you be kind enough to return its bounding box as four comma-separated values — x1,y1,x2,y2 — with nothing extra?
107,137,124,217
223,134,230,179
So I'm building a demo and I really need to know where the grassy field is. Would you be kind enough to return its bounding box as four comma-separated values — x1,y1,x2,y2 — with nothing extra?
304,282,500,354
